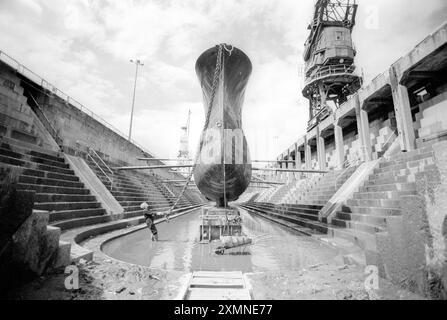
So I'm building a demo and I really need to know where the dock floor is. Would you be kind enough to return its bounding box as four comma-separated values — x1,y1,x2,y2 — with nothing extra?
184,271,252,300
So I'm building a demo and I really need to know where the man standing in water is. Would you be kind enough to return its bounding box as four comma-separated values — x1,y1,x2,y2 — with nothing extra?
140,202,168,241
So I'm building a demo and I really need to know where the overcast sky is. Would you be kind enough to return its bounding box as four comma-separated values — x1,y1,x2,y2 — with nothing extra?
1,0,446,160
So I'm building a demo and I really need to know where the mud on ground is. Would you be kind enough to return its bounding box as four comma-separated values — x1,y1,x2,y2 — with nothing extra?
4,224,425,300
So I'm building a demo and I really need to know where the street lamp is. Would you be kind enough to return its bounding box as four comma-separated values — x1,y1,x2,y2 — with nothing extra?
129,59,144,140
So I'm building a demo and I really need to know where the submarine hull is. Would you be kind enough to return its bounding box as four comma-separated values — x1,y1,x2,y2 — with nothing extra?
194,45,252,206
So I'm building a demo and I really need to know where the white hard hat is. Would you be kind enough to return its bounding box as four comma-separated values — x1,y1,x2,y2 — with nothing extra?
140,202,149,209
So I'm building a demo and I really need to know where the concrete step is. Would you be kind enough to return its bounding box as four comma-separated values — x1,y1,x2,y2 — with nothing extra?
110,182,152,191
374,157,435,174
277,206,320,216
35,201,101,211
256,205,319,218
416,133,447,148
298,200,327,206
342,205,400,216
305,191,335,197
35,193,97,203
373,163,437,181
346,198,400,208
121,210,145,218
105,178,142,189
0,154,74,176
380,151,434,168
242,206,320,237
243,204,330,234
123,203,171,212
51,215,111,231
331,217,384,234
283,203,323,211
0,137,61,161
49,208,107,222
119,200,170,207
0,147,69,169
123,205,144,212
311,187,336,193
359,182,416,193
330,227,377,252
278,210,320,222
386,145,433,162
0,162,80,183
314,183,337,189
19,175,84,189
110,186,149,194
53,240,72,269
370,168,418,182
114,195,153,201
114,195,169,202
111,190,150,197
18,166,79,182
85,161,114,175
16,183,90,195
365,175,413,186
353,190,416,200
301,195,332,201
336,211,388,228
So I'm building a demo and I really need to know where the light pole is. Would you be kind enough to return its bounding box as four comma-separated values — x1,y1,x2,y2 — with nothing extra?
129,59,144,140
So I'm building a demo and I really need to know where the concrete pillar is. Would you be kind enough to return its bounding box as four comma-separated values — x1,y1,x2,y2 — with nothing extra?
296,144,303,170
355,95,372,161
304,137,312,170
316,127,326,170
390,67,416,152
294,143,299,169
287,151,292,169
334,122,345,170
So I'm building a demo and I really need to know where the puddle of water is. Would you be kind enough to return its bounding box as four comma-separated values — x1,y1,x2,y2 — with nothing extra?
102,209,339,272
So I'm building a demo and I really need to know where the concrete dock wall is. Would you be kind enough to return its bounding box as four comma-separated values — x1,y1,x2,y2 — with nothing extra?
0,66,59,152
278,22,447,174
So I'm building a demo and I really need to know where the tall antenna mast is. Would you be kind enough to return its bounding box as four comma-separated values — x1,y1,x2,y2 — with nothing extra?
177,110,192,176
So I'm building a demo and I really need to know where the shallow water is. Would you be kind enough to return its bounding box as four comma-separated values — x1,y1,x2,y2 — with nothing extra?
102,209,339,272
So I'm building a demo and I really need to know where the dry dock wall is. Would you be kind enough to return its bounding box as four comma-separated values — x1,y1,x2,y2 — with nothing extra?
375,141,447,299
277,22,447,177
0,59,179,181
0,65,59,152
35,92,150,167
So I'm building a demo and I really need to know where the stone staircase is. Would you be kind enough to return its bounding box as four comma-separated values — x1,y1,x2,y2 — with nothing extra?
241,202,327,236
242,147,434,256
329,145,435,252
240,168,357,237
85,154,198,218
278,173,327,205
235,190,260,203
262,166,357,207
254,186,280,203
267,181,296,204
0,136,109,232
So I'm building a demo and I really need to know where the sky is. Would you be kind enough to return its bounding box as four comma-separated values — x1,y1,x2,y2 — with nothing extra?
0,0,446,160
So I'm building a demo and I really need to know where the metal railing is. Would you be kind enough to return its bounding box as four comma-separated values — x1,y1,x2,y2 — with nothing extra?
381,129,398,155
90,148,113,175
27,92,64,148
0,49,157,159
87,149,113,190
305,64,359,86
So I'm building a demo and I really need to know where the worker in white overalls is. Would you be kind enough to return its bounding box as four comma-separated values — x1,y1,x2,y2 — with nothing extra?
140,202,168,241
